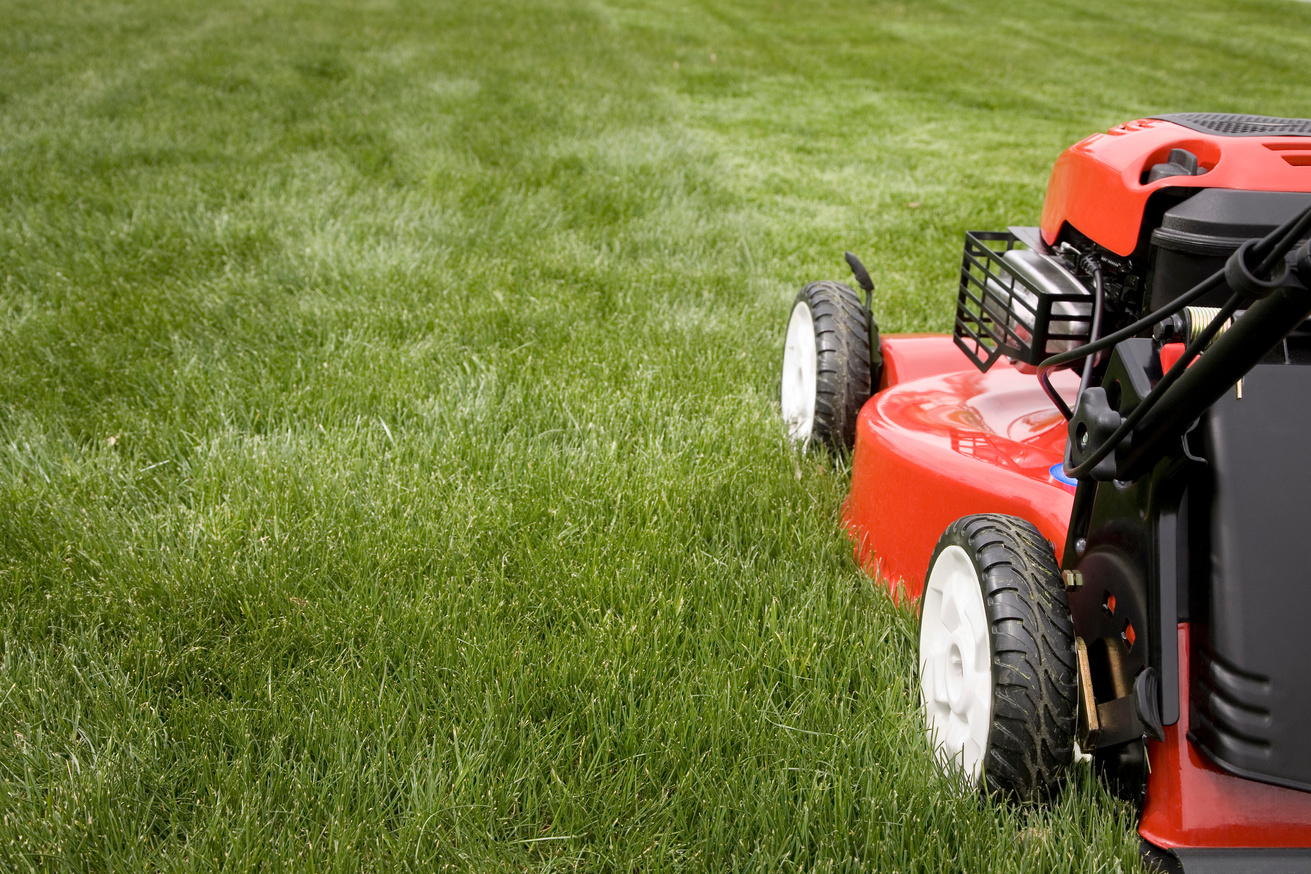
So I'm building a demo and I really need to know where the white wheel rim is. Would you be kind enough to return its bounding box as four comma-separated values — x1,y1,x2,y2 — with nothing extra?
920,544,993,783
781,301,817,442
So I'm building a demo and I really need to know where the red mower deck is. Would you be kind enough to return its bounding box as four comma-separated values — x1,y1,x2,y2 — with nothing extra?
842,335,1076,600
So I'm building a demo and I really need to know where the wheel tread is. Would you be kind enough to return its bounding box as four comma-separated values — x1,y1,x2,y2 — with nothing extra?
789,280,874,449
922,514,1078,802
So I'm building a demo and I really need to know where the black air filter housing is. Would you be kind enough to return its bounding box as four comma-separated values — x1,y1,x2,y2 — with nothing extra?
1148,189,1311,311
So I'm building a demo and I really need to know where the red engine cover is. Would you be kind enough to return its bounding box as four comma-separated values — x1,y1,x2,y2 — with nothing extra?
1040,117,1311,257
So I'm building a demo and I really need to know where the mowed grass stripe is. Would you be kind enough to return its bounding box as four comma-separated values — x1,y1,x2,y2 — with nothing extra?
4,0,1309,869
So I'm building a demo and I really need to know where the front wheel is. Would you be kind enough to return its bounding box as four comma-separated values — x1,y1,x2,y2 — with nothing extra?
779,280,875,450
919,514,1078,801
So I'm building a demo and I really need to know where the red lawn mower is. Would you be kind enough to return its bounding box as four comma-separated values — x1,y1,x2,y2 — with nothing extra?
780,114,1311,872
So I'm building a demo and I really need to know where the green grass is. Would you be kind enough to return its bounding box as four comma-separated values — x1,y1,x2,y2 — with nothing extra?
3,0,1310,869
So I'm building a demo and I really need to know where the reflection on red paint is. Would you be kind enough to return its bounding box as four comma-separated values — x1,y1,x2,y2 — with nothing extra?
842,335,1077,599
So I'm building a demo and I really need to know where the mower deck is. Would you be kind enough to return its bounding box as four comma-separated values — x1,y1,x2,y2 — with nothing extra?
842,334,1077,599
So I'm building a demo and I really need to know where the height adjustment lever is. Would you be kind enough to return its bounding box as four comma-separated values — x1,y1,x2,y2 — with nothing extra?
844,251,874,294
843,251,883,392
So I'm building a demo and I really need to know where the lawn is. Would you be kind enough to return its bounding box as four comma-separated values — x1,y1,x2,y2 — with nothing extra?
2,0,1310,869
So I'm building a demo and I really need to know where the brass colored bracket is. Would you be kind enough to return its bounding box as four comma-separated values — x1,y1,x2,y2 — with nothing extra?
1075,637,1100,750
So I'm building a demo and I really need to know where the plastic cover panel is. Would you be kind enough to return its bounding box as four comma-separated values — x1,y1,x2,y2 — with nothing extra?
1192,362,1311,792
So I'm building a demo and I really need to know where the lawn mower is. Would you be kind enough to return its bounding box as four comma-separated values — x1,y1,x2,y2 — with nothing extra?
779,113,1311,872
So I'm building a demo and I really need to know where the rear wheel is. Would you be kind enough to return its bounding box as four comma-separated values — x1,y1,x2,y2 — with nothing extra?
919,514,1078,801
780,281,874,450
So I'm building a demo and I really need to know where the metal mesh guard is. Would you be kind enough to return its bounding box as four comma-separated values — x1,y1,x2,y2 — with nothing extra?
953,231,1093,372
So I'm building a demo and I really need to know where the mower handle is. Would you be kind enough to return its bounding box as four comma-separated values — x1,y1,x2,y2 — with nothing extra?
1119,244,1311,479
1065,238,1311,482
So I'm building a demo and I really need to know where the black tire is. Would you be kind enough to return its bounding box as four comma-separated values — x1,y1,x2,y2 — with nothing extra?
779,280,876,450
918,514,1078,802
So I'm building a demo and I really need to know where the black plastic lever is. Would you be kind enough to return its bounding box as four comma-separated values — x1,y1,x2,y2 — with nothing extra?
844,251,874,294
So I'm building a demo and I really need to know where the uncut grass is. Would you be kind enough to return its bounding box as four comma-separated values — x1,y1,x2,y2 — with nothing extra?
3,0,1309,868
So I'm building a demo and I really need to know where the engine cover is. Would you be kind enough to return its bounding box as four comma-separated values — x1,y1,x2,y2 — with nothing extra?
1039,114,1311,258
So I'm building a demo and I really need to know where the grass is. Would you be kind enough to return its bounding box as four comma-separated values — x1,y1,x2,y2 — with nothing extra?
2,0,1310,869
